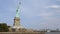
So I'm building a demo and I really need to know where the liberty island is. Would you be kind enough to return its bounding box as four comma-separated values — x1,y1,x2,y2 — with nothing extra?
0,0,60,34
7,1,45,34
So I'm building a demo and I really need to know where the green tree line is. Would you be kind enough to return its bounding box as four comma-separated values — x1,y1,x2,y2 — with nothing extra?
0,23,9,32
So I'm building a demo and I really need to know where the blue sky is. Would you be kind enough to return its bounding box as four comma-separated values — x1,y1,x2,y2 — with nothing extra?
0,0,60,30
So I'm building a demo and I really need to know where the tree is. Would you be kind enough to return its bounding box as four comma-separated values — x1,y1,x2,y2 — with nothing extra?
0,23,9,32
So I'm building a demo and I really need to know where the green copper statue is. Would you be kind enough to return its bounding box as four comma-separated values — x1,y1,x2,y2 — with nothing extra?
16,2,21,17
16,6,19,17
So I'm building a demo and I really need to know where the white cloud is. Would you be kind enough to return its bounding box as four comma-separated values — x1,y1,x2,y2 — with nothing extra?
37,12,54,17
57,0,60,1
36,12,54,20
46,5,60,9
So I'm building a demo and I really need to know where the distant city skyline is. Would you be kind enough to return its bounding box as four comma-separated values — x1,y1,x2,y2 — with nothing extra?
0,0,60,30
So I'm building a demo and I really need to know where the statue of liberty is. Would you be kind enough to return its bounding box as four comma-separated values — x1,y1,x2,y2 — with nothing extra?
16,2,21,17
13,2,21,28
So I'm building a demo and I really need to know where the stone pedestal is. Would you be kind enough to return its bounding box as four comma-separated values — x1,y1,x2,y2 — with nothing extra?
13,17,20,26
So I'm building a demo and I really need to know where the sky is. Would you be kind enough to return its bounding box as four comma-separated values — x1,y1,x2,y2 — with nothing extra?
0,0,60,30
